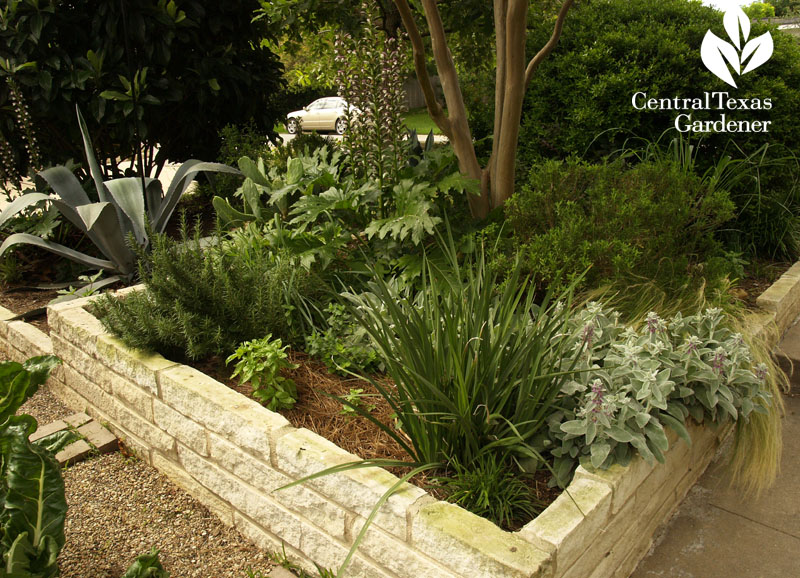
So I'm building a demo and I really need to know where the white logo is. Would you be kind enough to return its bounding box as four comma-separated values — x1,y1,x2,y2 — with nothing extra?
701,7,773,88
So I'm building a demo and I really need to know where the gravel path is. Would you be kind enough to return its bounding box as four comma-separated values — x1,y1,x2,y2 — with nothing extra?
19,385,278,578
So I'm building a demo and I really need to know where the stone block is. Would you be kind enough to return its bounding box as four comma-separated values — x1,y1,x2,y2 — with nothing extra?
96,334,176,395
0,306,14,339
159,364,290,462
113,284,145,298
208,432,290,491
411,501,553,578
112,399,175,455
233,514,314,574
179,443,342,545
152,451,234,527
47,294,101,315
51,334,114,393
756,262,800,333
275,428,426,540
207,433,347,539
61,364,116,418
64,412,92,428
572,453,656,515
77,420,118,454
520,477,612,574
558,494,638,578
153,399,207,456
632,439,691,511
29,419,67,443
268,568,297,578
284,514,395,578
47,376,92,416
111,374,154,420
55,439,92,466
356,520,459,578
6,321,52,357
47,301,106,356
105,419,153,466
610,486,678,578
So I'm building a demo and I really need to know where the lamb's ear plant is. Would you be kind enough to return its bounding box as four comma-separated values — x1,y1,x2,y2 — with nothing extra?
0,106,240,287
543,303,783,490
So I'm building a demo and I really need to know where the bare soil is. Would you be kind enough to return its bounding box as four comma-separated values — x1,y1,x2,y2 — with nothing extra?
0,286,59,332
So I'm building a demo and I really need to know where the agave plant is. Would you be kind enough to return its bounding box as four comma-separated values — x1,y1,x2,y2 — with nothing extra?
0,108,240,287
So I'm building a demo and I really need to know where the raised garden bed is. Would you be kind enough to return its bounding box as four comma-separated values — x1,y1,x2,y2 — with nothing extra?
1,264,798,578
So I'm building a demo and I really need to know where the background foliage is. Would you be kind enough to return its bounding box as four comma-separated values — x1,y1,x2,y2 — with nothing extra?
517,0,800,167
0,0,284,177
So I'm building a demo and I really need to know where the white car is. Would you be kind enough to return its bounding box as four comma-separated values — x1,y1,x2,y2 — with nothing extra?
286,97,357,135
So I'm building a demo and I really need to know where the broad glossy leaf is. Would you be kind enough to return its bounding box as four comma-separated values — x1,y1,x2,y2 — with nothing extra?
143,178,164,222
1,418,67,576
212,196,253,228
38,166,90,207
286,157,305,185
0,233,115,272
0,193,52,229
3,531,36,575
47,198,126,272
701,31,740,87
0,363,31,424
237,156,270,187
741,32,774,75
120,547,169,578
240,179,263,219
32,430,79,455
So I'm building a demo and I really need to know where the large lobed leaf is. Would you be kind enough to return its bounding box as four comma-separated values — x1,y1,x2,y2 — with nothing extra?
0,357,60,425
0,418,66,578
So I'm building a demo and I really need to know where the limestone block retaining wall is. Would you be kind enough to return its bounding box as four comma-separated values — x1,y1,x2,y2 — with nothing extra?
0,262,798,577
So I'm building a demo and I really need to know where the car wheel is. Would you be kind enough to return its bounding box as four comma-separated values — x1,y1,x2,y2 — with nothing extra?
335,118,347,135
287,119,301,135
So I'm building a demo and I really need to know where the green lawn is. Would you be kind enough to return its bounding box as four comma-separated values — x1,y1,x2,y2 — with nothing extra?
274,108,442,135
402,108,442,135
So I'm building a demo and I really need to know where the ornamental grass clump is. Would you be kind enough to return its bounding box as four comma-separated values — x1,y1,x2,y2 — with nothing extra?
343,233,582,471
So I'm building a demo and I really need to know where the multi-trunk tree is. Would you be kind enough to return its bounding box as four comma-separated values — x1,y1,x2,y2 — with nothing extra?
394,0,575,219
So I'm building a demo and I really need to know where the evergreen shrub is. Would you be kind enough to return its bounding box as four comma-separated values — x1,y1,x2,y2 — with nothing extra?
94,222,321,361
502,158,735,295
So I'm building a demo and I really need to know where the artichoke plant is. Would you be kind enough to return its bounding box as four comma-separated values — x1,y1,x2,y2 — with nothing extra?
0,108,240,287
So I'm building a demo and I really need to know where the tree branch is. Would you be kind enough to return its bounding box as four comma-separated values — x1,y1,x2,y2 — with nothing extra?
393,0,451,136
489,0,508,185
524,0,575,88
